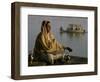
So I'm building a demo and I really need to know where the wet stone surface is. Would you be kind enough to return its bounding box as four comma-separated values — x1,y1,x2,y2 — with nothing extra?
28,56,87,66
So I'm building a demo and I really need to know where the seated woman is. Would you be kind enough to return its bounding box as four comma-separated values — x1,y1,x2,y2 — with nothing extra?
33,20,65,64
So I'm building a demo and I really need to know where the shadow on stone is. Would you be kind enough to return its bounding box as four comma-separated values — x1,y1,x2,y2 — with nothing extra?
28,55,87,66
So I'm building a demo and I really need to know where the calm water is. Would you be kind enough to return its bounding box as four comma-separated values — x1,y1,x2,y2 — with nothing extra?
29,31,88,58
28,15,88,58
28,26,88,58
58,33,88,58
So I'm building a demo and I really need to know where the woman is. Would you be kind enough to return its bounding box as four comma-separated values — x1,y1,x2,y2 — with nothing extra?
33,20,65,64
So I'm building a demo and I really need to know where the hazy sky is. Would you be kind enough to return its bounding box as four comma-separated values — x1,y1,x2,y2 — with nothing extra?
28,15,88,52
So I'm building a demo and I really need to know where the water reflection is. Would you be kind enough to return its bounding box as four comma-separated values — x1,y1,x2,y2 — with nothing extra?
59,32,87,58
60,32,86,38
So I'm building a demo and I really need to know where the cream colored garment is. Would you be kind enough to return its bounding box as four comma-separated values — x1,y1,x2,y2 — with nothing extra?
41,26,64,53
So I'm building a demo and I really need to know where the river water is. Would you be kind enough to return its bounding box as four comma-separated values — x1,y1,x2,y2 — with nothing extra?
58,32,87,58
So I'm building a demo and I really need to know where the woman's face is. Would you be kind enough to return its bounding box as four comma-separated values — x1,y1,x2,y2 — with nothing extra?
47,23,51,33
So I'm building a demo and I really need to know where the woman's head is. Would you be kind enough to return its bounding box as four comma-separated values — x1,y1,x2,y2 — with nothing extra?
41,20,51,33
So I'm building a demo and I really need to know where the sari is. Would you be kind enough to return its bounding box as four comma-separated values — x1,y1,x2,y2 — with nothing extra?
33,22,64,64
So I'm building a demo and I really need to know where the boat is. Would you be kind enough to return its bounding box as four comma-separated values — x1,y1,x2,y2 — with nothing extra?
60,24,86,33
